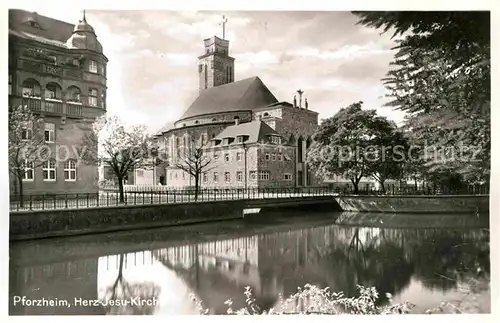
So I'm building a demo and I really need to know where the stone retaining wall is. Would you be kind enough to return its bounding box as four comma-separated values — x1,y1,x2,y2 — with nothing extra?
335,195,489,214
10,201,245,241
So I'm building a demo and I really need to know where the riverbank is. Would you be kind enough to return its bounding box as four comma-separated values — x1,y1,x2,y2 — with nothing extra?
9,195,489,241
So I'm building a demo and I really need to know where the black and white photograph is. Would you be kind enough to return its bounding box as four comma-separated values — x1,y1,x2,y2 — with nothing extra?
3,1,495,318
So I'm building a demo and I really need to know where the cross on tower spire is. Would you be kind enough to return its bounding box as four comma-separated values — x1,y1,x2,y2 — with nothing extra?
219,15,228,39
297,89,304,108
82,9,87,22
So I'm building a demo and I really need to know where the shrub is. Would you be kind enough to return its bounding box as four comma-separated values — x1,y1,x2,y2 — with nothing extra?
191,284,415,315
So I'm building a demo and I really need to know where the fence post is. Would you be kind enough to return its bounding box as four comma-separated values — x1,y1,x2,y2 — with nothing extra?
87,193,89,208
174,190,176,203
97,192,100,207
65,194,68,209
29,194,33,210
151,190,153,204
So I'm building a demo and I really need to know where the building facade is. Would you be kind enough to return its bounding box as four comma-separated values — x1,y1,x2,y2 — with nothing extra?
8,10,107,194
154,35,320,189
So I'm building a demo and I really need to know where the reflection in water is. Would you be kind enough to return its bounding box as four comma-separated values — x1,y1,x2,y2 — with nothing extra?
9,214,490,315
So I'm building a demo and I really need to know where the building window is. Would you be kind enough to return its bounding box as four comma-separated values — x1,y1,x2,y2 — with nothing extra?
214,153,219,160
283,173,292,181
258,171,270,180
22,84,34,97
45,83,58,99
89,60,98,73
224,153,230,162
23,160,34,181
237,171,243,182
21,122,33,140
203,172,208,183
72,58,80,67
44,123,55,143
265,153,270,161
278,153,283,161
224,172,231,183
271,153,276,161
236,152,242,161
64,160,77,181
137,170,144,177
182,172,185,180
237,136,244,143
8,74,12,95
249,171,257,181
101,91,106,109
214,172,219,183
271,136,281,144
88,88,98,107
43,159,56,181
201,133,208,145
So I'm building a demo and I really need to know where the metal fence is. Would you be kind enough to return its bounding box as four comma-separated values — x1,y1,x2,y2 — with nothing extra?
9,184,489,212
336,184,490,196
9,186,334,212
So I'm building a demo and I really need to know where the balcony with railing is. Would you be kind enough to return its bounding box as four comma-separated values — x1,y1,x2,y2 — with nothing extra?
43,99,64,114
67,102,83,116
11,95,85,117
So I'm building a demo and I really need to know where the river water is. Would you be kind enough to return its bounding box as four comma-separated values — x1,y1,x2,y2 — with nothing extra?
9,210,490,315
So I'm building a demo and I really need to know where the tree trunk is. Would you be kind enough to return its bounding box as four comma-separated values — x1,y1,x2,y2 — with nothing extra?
118,177,125,203
350,178,360,194
194,173,199,202
111,254,125,299
17,175,24,208
379,180,386,193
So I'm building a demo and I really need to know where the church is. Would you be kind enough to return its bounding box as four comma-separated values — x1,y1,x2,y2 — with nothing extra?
147,30,320,189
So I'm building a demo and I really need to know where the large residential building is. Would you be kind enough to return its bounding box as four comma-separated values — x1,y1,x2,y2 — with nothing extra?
153,35,321,189
8,10,107,194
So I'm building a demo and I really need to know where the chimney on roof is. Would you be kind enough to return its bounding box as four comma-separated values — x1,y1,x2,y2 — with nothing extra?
305,98,309,110
293,95,297,108
235,117,240,126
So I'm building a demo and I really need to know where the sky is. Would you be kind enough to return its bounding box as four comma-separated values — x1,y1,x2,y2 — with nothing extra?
10,8,407,133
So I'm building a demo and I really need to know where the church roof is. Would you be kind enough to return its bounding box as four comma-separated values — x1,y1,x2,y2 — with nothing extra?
154,121,175,136
179,76,278,121
212,120,280,144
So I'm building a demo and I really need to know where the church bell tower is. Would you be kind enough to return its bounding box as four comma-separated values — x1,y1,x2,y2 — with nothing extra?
198,16,235,93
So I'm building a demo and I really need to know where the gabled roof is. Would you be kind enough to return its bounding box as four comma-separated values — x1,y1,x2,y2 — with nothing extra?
9,9,75,45
179,76,278,121
212,120,279,144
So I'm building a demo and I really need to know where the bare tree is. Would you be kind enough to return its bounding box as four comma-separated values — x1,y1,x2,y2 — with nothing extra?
101,254,161,315
8,105,46,207
81,116,152,203
174,138,215,201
